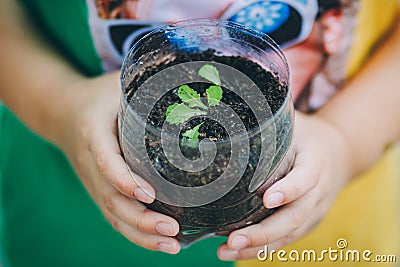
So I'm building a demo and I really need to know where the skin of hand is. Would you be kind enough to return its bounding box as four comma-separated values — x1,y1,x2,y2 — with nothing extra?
0,0,180,255
218,112,351,260
60,73,182,254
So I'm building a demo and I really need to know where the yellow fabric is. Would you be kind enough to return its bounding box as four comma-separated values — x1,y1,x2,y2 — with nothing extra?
346,0,399,78
239,144,400,267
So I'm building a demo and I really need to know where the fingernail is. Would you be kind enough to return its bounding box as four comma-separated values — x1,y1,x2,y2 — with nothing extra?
158,242,176,254
156,222,175,236
266,192,284,208
134,188,153,203
220,248,239,261
231,235,249,250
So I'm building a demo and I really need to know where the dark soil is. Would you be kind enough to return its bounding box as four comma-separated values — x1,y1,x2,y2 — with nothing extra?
123,49,293,245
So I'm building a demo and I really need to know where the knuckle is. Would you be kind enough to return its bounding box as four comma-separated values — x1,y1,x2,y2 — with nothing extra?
103,192,118,213
287,184,301,202
259,229,275,245
77,122,91,141
133,213,149,231
116,176,135,196
308,164,321,186
96,152,110,176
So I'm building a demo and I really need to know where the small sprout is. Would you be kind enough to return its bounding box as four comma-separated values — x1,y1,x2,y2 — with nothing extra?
206,85,223,106
165,63,224,146
199,64,221,86
178,85,208,110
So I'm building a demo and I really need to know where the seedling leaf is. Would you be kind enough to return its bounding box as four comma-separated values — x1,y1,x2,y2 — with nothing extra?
199,64,221,86
166,103,207,125
206,85,223,106
178,85,208,110
166,103,179,118
181,123,204,148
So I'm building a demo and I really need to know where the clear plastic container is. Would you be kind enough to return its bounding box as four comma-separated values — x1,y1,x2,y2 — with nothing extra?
119,19,294,247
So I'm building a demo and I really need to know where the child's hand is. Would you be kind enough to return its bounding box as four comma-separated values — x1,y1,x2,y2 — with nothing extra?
218,112,351,260
60,72,181,254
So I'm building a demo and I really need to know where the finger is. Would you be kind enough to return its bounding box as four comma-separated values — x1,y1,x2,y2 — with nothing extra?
104,210,181,254
101,189,179,236
226,192,318,251
263,158,320,208
217,243,240,261
90,127,156,203
96,151,155,203
219,210,322,261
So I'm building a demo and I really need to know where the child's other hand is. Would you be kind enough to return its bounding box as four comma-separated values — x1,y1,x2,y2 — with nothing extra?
218,112,351,260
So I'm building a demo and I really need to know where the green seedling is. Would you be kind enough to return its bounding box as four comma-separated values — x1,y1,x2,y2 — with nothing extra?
165,64,223,147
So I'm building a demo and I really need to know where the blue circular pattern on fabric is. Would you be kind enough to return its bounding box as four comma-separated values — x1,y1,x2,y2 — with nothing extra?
228,1,290,34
